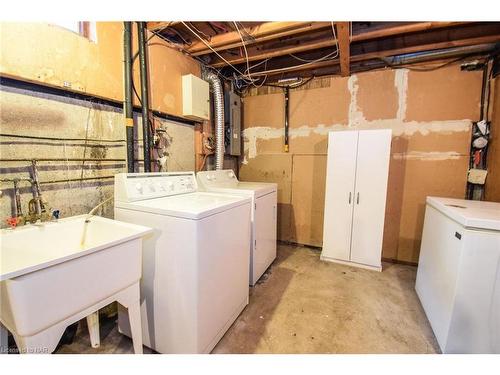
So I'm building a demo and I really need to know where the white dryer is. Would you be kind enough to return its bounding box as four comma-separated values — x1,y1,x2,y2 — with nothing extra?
197,169,277,285
114,172,251,353
416,196,500,353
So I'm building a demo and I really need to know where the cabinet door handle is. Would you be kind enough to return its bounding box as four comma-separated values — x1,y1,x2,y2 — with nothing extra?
349,192,352,204
356,192,360,204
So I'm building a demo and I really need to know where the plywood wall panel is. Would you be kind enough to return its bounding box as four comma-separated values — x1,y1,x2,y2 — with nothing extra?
0,22,201,119
356,70,398,121
396,156,469,263
290,155,327,247
0,22,123,101
242,93,284,128
289,77,350,127
406,65,482,122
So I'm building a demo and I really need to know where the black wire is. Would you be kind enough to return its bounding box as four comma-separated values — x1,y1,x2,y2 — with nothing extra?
0,133,125,143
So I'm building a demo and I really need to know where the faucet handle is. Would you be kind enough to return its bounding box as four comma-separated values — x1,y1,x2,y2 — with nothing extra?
6,217,20,228
52,210,60,220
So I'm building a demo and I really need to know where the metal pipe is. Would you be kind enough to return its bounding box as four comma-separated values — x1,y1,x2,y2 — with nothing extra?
202,70,225,170
384,44,495,66
123,22,135,173
284,87,290,153
30,160,46,215
137,21,152,172
13,179,23,218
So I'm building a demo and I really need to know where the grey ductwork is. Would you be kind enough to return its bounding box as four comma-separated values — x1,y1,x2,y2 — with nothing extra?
203,70,224,170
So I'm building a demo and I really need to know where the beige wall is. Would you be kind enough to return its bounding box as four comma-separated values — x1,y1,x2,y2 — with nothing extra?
240,65,482,264
0,22,200,117
0,22,198,227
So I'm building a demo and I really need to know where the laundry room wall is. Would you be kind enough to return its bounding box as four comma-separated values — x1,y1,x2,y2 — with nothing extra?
239,64,482,264
0,22,198,227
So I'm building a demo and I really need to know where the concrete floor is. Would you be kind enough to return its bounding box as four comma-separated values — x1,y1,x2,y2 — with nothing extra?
53,243,440,354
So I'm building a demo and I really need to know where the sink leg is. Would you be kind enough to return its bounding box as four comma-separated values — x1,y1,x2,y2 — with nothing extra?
0,323,8,354
128,302,143,354
86,312,100,348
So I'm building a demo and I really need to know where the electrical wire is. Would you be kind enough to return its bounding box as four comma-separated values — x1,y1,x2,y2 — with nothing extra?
181,21,251,80
288,21,339,63
233,21,268,88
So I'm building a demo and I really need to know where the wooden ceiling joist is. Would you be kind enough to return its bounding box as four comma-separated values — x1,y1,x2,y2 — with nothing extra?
210,21,473,69
245,34,500,78
350,21,470,42
186,22,329,55
147,21,181,31
336,22,350,76
211,35,338,68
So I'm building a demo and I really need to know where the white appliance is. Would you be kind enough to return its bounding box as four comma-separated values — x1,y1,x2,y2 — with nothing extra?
321,129,392,271
114,172,252,353
416,196,500,354
196,169,277,285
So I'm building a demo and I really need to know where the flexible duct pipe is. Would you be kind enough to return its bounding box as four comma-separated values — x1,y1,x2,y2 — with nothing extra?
202,71,224,170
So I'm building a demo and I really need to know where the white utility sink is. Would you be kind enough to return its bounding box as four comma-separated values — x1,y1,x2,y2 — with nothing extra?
0,215,152,354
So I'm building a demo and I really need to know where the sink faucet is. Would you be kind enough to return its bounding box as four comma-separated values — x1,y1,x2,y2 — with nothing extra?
26,160,51,224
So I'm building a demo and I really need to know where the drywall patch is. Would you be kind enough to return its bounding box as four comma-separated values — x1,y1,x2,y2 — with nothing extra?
347,74,365,126
395,69,409,121
392,151,464,161
242,120,472,160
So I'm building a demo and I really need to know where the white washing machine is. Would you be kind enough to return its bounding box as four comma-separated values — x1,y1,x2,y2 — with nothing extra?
416,196,500,353
114,172,251,353
197,169,277,285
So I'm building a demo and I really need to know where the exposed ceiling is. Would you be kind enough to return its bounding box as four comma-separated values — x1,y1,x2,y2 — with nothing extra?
146,21,500,86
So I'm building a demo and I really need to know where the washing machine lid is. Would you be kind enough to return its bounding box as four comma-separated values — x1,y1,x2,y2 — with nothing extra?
200,182,277,198
115,192,251,220
197,170,277,198
427,196,500,231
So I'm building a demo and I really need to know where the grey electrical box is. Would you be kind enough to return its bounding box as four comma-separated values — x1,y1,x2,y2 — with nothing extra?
224,89,241,156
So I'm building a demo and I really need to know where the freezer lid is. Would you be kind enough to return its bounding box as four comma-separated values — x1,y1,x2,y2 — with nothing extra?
115,192,251,220
426,196,500,231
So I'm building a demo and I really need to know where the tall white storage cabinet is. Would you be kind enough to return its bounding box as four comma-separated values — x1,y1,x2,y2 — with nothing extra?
321,129,392,271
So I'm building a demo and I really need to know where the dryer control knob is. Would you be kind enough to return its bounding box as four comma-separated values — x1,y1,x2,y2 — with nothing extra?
135,183,143,193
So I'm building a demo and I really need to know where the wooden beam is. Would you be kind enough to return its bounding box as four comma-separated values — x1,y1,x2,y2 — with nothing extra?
245,34,500,77
336,22,350,76
351,21,470,42
210,21,473,69
186,22,328,55
211,36,338,68
147,22,180,31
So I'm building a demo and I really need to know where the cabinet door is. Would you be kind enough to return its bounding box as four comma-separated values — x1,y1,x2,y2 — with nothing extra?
253,191,278,284
321,131,358,261
350,129,391,267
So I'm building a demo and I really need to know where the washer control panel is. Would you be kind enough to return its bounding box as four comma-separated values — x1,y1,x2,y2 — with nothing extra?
197,169,238,189
115,172,197,202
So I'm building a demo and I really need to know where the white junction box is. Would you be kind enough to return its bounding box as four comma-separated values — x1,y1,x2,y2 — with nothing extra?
182,74,209,121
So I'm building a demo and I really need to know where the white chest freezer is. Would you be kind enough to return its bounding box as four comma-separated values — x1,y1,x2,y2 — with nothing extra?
415,196,500,353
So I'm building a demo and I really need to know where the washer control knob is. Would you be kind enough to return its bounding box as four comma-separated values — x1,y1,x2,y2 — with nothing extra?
166,181,174,191
135,183,143,193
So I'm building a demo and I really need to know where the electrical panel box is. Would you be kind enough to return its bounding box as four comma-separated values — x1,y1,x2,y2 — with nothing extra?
224,89,242,156
182,74,210,121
